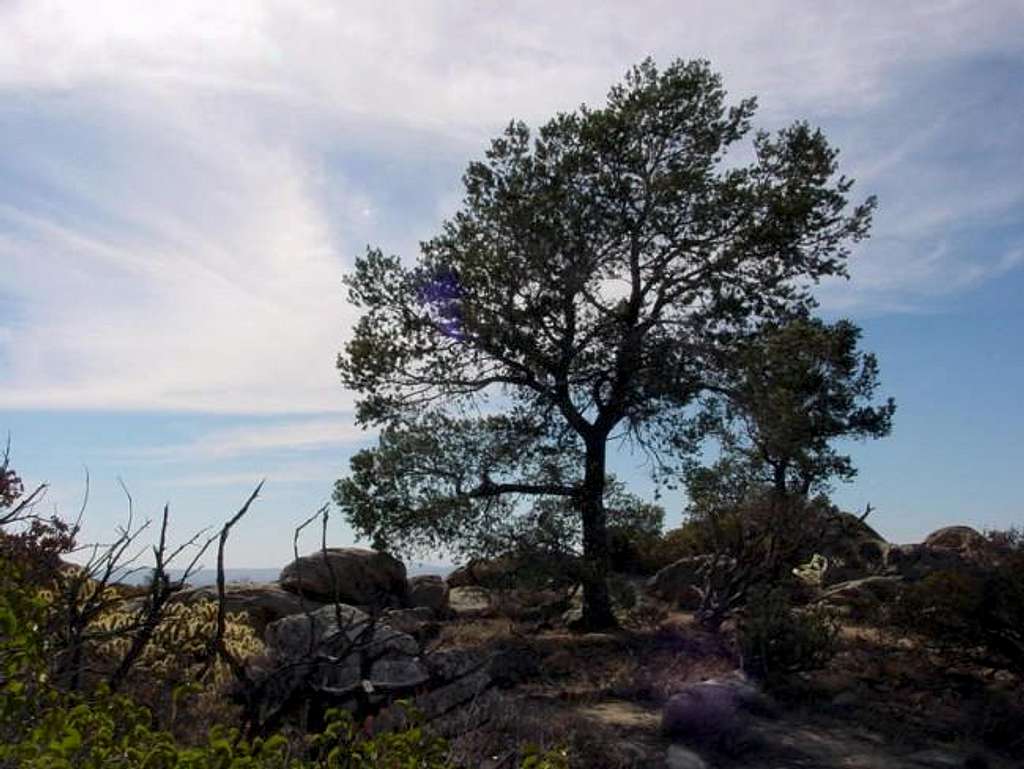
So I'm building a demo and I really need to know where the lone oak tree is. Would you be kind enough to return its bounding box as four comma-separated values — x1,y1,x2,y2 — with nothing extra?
335,59,875,629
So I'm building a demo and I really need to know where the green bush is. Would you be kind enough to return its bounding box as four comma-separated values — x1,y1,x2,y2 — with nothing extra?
891,548,1024,676
739,587,839,684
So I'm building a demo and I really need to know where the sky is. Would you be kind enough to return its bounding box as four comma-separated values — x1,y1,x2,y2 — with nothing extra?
1,1,1022,568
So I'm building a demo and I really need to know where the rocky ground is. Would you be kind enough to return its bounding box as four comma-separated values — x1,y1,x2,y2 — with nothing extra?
168,526,1023,769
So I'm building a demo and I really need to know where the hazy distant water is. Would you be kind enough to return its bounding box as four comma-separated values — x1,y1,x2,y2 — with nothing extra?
131,562,454,587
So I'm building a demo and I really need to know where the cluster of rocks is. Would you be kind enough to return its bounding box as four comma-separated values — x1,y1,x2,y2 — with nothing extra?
248,601,527,735
644,522,1001,616
164,547,529,732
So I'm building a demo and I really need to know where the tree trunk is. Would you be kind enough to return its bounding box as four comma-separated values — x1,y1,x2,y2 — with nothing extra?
578,436,617,630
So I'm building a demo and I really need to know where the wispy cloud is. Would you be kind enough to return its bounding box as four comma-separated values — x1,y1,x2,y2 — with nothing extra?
130,416,371,461
0,2,1022,410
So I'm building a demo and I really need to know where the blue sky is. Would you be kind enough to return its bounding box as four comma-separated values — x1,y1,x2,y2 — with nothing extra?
1,2,1022,567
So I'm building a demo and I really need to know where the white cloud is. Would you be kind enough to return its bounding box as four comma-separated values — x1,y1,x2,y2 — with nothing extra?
0,1,1022,410
137,416,371,461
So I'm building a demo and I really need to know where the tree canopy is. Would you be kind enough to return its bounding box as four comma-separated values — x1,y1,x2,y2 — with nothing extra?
335,58,876,628
699,317,896,496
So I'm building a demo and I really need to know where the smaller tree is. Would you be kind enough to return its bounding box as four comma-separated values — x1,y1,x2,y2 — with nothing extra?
676,317,894,627
700,316,895,496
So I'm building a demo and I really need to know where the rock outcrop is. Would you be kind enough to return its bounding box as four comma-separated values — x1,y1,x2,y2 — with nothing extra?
252,603,514,738
407,574,450,615
279,548,407,607
922,525,991,561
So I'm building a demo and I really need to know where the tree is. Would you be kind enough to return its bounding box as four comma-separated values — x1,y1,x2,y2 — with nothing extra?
675,317,894,627
335,58,875,629
700,317,896,496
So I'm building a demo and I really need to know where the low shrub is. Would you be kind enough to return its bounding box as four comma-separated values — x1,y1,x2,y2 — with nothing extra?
890,548,1024,676
739,587,839,684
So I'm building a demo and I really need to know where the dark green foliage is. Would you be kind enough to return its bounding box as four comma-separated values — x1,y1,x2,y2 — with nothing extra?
336,58,874,628
739,587,840,684
701,317,895,495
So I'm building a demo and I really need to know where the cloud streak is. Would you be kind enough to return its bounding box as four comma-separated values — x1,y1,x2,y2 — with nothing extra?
137,416,372,461
0,1,1022,411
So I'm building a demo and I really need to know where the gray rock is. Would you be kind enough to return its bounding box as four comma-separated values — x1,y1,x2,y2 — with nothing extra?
662,672,772,742
444,556,520,589
381,606,438,637
264,604,419,661
830,690,860,710
815,511,890,586
408,574,450,614
279,548,407,606
423,649,489,681
923,526,986,553
449,585,493,616
665,745,709,769
368,658,430,690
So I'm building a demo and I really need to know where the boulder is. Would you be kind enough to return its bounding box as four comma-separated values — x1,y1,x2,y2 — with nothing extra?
448,586,493,616
665,745,709,769
173,582,325,634
444,562,476,588
381,607,440,641
923,526,990,562
258,604,427,714
264,604,419,662
662,672,772,743
279,548,407,607
373,649,498,737
815,512,890,585
408,574,450,614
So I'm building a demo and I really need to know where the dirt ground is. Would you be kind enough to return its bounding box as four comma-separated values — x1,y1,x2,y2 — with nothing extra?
428,610,1024,769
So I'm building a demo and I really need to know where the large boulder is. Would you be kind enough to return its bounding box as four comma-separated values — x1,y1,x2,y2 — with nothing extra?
173,582,325,634
662,672,772,744
407,574,450,615
923,525,989,559
265,603,419,662
279,548,407,607
381,607,440,641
